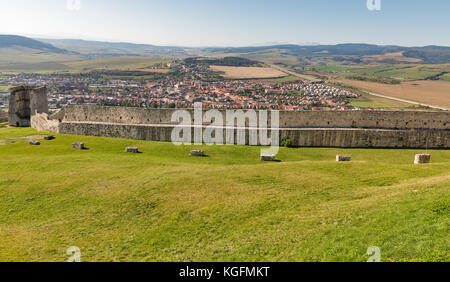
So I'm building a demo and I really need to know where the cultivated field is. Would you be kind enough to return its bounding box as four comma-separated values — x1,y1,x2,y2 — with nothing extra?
0,47,81,65
363,52,423,64
65,57,170,72
348,93,426,109
0,52,170,73
338,79,450,108
210,65,287,79
0,47,81,72
0,127,449,262
307,64,450,81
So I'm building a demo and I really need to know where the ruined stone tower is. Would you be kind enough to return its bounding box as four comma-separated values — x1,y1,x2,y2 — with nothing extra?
8,86,48,127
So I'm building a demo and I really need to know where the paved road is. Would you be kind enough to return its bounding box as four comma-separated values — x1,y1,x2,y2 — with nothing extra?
268,64,320,82
363,90,450,111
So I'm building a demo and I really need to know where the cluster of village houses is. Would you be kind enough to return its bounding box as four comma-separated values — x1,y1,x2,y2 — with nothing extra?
0,72,361,112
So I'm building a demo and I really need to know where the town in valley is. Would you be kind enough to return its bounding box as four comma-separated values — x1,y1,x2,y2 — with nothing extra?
0,59,361,113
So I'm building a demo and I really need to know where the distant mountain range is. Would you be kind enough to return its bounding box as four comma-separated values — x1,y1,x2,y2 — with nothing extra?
204,44,450,64
205,43,450,55
1,34,450,65
0,35,187,58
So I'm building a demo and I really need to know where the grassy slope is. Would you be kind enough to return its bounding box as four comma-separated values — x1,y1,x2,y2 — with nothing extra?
64,57,169,71
0,127,449,262
0,47,82,72
0,48,168,72
348,93,427,109
0,48,79,64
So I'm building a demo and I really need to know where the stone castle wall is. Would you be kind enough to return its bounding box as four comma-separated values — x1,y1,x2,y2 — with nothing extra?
59,122,450,148
55,105,450,149
62,105,449,130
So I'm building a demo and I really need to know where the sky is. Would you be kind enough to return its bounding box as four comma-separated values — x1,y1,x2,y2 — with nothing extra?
0,0,449,47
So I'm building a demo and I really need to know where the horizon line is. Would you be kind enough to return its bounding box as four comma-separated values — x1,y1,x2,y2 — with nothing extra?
1,33,449,49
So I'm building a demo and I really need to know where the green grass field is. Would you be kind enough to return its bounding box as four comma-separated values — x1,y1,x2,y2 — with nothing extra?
0,47,169,73
65,57,169,72
0,47,81,72
442,74,450,82
348,93,430,110
0,127,449,262
263,75,302,83
306,64,450,82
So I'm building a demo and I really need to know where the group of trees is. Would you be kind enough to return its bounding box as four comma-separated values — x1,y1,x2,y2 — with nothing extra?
184,57,260,67
346,75,401,85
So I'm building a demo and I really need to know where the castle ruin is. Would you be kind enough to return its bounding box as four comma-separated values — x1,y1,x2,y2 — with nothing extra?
56,105,449,148
7,85,450,149
8,86,48,127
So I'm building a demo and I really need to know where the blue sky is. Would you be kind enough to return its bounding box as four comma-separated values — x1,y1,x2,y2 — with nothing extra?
0,0,449,46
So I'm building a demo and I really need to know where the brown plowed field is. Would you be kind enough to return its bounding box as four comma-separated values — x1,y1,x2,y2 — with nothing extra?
338,79,450,108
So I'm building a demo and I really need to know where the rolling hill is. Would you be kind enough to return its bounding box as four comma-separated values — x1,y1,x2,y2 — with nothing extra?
0,35,81,71
1,35,449,73
0,35,66,53
0,35,184,72
37,38,188,58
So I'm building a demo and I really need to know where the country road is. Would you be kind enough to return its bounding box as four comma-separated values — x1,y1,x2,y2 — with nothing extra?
362,90,450,111
268,64,320,82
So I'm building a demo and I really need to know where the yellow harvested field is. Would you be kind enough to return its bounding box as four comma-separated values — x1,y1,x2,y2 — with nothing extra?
338,79,450,108
210,65,287,79
364,52,423,63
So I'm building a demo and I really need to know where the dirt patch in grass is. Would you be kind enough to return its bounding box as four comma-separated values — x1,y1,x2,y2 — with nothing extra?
0,135,46,145
17,135,47,141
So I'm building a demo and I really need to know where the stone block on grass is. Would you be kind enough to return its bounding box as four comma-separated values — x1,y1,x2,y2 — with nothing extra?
336,155,351,162
190,150,205,157
126,147,139,153
72,142,85,150
414,154,431,164
261,154,276,161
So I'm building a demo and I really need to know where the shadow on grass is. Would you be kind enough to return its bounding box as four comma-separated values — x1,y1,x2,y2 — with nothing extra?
191,154,210,158
261,159,282,163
